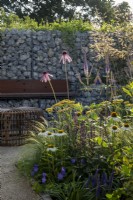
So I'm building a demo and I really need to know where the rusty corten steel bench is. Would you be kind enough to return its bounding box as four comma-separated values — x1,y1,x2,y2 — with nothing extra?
0,80,76,99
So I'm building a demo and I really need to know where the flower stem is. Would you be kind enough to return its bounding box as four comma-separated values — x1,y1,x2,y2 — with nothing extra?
48,80,57,103
64,63,69,99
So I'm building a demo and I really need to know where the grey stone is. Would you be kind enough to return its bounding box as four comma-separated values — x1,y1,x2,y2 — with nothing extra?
20,54,30,60
55,38,62,45
48,49,54,57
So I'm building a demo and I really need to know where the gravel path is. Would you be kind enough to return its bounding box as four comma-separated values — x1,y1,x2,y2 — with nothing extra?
0,146,51,200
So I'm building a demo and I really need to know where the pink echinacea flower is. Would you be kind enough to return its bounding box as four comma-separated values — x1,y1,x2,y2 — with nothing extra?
60,51,72,64
41,72,53,83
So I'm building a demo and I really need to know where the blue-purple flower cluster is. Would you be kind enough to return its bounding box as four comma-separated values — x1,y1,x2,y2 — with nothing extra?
31,164,39,176
85,169,114,198
31,164,47,184
71,157,86,165
57,167,66,181
42,172,47,184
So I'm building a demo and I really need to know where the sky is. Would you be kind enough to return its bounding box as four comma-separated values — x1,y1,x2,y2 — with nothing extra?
115,0,133,12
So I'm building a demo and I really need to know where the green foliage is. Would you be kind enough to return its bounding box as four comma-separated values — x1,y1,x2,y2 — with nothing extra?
1,0,130,24
106,188,125,200
45,182,94,200
0,8,93,32
88,23,133,86
123,82,133,102
113,2,132,24
18,98,133,200
45,20,93,50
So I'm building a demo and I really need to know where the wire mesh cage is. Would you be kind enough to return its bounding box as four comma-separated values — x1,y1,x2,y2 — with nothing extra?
0,107,44,146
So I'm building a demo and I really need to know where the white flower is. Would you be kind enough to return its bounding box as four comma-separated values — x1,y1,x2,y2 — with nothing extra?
110,112,121,121
122,123,131,131
111,117,121,122
122,127,130,131
38,131,55,137
55,130,67,137
111,125,119,132
55,132,67,137
46,144,57,152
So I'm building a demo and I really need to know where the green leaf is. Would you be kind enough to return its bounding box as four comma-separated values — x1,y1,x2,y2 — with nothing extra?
91,112,99,120
102,141,108,147
122,88,132,97
106,194,113,199
94,136,103,145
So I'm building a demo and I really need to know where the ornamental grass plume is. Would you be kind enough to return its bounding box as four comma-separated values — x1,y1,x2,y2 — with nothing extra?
60,51,72,99
40,72,57,103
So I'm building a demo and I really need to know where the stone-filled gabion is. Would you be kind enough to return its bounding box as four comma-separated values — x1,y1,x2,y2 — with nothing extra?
0,29,105,110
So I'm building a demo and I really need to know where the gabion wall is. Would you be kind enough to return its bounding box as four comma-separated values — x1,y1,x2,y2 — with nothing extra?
0,30,104,109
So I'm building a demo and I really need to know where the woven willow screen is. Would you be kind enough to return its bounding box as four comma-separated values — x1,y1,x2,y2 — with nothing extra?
0,107,43,146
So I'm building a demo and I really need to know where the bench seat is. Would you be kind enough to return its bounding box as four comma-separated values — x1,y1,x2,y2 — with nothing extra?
0,80,76,99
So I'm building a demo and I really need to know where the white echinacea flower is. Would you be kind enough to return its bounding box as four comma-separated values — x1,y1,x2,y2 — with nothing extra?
38,131,55,137
111,125,118,133
109,112,121,122
46,144,57,152
55,130,67,137
122,123,131,131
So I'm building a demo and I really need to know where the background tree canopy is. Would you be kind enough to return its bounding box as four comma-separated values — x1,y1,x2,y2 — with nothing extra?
0,0,132,24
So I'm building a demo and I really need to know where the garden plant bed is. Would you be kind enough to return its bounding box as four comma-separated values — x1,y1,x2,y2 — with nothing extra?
17,98,133,200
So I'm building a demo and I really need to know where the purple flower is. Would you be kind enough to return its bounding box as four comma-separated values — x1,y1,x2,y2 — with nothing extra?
81,158,86,165
96,177,101,198
33,164,39,173
92,175,97,187
57,172,64,181
92,169,99,187
61,167,66,176
101,172,107,185
96,79,101,85
108,171,114,188
105,54,110,75
105,66,110,74
42,172,47,177
71,158,76,164
94,71,102,85
42,176,46,184
31,170,35,177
